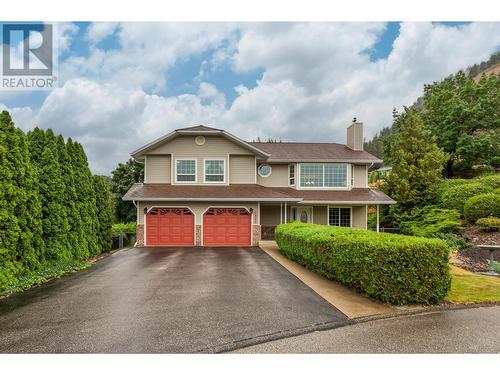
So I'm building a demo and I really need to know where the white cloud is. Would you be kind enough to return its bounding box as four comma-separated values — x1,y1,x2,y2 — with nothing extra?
2,21,499,174
86,22,120,43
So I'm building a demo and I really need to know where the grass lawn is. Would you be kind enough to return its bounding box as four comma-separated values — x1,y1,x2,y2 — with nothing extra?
446,265,500,304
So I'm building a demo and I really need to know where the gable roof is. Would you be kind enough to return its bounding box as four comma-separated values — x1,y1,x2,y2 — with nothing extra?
131,125,270,160
248,142,382,163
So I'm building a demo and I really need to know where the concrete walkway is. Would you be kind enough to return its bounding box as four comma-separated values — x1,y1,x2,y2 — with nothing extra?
259,241,395,318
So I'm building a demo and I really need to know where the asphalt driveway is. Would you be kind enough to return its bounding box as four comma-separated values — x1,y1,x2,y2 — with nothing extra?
0,247,347,353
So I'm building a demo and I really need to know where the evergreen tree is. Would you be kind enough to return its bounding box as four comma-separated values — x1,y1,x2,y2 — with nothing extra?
0,112,23,287
55,135,85,259
384,108,447,211
93,175,114,253
110,158,144,222
68,139,99,257
33,130,72,262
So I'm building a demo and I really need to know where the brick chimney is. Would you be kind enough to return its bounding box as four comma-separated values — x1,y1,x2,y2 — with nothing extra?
346,119,363,151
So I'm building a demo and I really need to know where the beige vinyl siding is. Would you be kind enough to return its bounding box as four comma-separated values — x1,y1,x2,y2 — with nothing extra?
230,155,256,184
148,135,254,156
146,135,255,185
352,164,367,188
137,201,259,225
145,155,171,183
312,206,327,225
260,206,281,226
257,163,289,187
352,205,367,229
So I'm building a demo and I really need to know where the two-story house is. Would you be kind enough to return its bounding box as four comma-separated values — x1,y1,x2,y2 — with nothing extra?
123,121,395,247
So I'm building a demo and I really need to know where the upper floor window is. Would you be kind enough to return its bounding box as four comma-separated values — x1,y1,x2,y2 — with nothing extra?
288,164,295,186
258,164,272,177
204,159,225,183
176,159,196,182
299,163,348,188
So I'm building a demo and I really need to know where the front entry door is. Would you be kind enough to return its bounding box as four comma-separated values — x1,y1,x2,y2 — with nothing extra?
293,207,312,223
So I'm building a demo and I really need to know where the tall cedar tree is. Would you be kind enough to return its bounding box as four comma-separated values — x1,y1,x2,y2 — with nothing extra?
110,159,144,222
67,139,99,256
93,175,114,253
32,129,72,262
0,112,44,289
383,108,447,212
422,71,499,176
56,135,85,259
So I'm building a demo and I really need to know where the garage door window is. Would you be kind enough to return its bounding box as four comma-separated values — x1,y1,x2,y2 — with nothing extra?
176,159,196,182
204,159,225,182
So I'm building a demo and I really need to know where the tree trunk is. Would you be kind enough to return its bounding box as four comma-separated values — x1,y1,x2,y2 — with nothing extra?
444,158,454,178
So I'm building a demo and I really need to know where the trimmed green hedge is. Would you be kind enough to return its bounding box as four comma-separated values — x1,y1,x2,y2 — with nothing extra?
464,193,500,223
275,222,451,305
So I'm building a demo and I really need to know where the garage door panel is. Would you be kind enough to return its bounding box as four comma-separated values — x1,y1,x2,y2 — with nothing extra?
146,208,194,246
203,208,251,246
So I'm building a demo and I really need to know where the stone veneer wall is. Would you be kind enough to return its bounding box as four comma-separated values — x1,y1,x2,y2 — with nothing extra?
252,224,261,246
136,224,144,246
195,225,202,246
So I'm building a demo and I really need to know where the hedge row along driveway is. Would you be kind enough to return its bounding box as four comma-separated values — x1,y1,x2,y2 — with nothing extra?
275,223,451,305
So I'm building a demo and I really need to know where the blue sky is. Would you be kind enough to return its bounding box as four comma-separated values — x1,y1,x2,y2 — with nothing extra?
0,22,498,174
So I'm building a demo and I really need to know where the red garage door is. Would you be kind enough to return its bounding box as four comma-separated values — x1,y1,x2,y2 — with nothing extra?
146,208,194,246
203,208,251,246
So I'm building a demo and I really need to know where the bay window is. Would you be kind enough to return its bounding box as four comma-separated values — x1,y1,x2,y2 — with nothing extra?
299,163,348,188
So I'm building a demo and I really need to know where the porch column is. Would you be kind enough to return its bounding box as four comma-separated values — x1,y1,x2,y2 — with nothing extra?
280,202,283,224
284,202,287,223
376,204,380,233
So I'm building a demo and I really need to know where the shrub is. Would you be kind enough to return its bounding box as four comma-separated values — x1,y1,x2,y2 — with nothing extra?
440,182,494,213
464,193,500,223
112,222,137,236
476,217,500,232
477,174,500,189
275,222,450,305
474,165,496,176
429,233,471,251
399,207,461,237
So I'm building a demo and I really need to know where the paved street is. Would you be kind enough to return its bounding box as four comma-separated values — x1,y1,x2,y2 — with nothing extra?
233,306,500,353
0,247,347,353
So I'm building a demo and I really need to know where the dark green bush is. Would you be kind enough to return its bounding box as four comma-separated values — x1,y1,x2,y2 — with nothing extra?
275,222,450,305
429,233,471,251
463,193,500,223
474,165,496,176
476,217,500,232
399,207,461,237
439,182,494,213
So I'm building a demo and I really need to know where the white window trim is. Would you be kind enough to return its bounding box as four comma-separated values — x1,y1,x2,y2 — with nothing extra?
327,205,352,227
288,163,296,187
258,163,272,178
297,163,351,190
203,158,226,184
174,158,197,184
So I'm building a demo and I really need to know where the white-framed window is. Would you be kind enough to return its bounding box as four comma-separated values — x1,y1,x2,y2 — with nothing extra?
299,163,348,188
204,159,225,183
328,207,351,227
258,164,272,177
288,164,295,186
175,159,197,182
